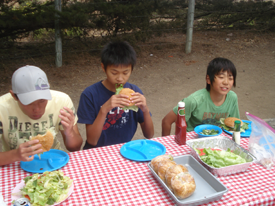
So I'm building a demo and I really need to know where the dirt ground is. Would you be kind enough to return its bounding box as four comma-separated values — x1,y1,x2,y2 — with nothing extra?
1,30,275,151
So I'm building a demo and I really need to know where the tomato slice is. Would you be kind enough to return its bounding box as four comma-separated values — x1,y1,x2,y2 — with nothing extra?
24,195,30,201
197,148,205,156
197,148,222,156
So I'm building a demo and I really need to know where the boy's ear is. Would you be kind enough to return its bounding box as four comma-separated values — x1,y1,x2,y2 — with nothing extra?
101,63,105,72
206,75,211,84
9,90,18,100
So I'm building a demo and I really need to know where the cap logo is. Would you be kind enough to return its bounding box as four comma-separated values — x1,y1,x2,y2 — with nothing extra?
35,78,50,90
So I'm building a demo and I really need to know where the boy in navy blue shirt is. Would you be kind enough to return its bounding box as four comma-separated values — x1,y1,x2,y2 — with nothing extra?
77,41,154,149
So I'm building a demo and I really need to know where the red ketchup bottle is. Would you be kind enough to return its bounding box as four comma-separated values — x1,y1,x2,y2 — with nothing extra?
175,102,187,145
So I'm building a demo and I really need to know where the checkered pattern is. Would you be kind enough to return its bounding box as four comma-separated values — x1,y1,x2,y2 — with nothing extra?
1,132,275,206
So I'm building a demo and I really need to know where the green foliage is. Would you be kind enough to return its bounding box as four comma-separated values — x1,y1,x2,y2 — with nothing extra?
0,0,274,44
195,0,275,31
0,0,188,42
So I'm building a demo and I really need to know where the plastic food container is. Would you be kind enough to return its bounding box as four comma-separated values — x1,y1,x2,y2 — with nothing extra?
186,136,256,176
148,155,228,206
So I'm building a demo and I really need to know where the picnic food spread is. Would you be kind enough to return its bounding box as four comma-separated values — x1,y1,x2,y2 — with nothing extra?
151,155,196,199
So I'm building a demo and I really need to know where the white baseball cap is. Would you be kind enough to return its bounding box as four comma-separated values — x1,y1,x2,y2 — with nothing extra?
12,65,52,105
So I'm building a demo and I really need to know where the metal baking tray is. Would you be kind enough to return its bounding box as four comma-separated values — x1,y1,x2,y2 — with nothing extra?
147,154,228,206
186,136,256,176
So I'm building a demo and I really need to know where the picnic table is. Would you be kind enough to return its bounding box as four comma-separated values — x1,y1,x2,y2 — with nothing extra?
1,131,275,206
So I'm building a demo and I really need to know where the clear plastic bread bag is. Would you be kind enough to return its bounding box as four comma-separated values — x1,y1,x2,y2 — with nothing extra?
246,112,275,169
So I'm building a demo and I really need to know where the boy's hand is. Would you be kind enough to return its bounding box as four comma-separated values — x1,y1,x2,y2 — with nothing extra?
16,140,43,162
59,107,75,137
102,94,131,114
129,92,149,113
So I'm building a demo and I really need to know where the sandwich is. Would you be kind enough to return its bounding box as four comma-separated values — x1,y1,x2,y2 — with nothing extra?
115,84,138,112
224,117,243,129
220,117,248,132
30,128,56,153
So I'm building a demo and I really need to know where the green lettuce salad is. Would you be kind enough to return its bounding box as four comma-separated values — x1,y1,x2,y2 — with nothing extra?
21,170,73,206
195,148,246,168
115,84,138,112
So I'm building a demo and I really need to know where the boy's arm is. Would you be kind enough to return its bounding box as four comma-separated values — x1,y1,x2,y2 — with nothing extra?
130,92,154,138
60,124,83,151
140,107,154,139
162,110,177,136
85,106,109,146
0,140,43,166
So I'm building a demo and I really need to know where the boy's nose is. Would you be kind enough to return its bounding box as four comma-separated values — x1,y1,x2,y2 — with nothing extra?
117,74,123,81
32,104,42,113
223,77,229,84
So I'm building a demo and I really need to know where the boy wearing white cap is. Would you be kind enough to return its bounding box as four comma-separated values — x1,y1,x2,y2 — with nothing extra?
0,65,83,166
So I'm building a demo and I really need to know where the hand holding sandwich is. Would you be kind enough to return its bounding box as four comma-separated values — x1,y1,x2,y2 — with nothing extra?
0,140,43,165
16,140,43,161
127,92,150,113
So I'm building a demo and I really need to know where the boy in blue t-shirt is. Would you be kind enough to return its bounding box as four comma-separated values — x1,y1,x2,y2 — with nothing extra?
77,41,154,149
162,57,240,135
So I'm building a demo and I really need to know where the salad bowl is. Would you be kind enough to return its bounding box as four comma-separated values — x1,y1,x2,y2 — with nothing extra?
194,124,222,138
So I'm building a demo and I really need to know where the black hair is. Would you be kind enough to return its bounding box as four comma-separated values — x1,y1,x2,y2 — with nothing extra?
101,41,136,70
206,57,237,91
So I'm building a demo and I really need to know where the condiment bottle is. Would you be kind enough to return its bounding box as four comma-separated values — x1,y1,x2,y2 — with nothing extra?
175,102,187,145
232,120,241,145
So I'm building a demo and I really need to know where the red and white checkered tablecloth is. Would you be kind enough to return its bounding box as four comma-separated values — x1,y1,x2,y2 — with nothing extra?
1,132,275,206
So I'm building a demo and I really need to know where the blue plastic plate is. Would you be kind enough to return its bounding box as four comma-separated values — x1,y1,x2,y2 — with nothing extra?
223,120,252,137
120,139,166,162
20,149,69,173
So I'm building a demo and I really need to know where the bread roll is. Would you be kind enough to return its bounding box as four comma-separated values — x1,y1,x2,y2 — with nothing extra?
119,88,135,106
157,159,177,182
224,117,243,128
165,164,188,190
30,130,54,152
151,154,173,173
171,172,196,199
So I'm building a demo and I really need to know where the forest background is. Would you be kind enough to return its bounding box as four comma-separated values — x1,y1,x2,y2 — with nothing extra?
1,0,275,151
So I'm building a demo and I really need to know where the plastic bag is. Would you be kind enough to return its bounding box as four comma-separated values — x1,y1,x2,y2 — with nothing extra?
246,112,275,169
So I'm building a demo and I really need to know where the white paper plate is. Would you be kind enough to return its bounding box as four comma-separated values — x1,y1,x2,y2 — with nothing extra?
11,179,74,205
